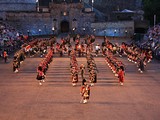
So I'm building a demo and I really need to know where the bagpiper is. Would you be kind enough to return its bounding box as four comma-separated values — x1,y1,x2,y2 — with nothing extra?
13,56,19,73
71,69,78,86
80,79,91,104
118,66,125,86
3,50,8,63
36,66,45,86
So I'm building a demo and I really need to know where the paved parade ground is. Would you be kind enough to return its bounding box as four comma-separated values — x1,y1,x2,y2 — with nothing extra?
0,38,160,120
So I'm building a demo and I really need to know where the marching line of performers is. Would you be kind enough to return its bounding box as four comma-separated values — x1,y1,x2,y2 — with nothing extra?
79,52,98,103
70,50,79,86
73,34,96,57
12,39,39,73
80,52,98,103
86,53,98,86
104,39,153,74
54,34,78,57
36,49,53,86
12,38,55,73
69,50,93,104
121,42,153,73
26,38,54,58
105,51,125,86
12,40,37,73
52,34,99,57
51,34,120,58
80,51,98,103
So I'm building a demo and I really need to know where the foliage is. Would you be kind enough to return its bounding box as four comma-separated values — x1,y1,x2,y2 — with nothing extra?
142,0,160,25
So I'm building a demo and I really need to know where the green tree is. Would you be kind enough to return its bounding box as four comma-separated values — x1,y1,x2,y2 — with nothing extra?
143,0,160,25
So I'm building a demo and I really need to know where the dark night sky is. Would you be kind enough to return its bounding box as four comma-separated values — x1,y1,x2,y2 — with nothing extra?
39,0,80,6
39,0,51,6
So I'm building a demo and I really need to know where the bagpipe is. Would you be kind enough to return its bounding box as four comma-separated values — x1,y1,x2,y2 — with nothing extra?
80,84,91,102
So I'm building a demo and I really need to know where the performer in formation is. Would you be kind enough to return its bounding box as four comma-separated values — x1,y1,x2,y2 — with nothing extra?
3,50,8,63
118,66,125,86
13,56,19,73
80,79,91,104
36,66,45,85
104,39,126,86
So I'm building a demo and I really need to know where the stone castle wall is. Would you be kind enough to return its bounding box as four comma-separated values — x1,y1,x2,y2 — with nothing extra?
6,11,134,37
6,11,95,35
0,0,36,20
91,21,134,37
0,0,36,12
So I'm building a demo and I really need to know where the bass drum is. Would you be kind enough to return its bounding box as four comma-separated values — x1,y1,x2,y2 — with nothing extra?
155,46,160,60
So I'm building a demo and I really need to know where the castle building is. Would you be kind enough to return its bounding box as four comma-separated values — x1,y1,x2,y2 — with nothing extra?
5,0,95,35
0,0,144,36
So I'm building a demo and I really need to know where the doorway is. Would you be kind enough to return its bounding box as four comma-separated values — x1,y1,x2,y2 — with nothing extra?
60,21,69,33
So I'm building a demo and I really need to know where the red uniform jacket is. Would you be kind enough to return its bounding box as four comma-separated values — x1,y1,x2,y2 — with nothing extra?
118,70,124,82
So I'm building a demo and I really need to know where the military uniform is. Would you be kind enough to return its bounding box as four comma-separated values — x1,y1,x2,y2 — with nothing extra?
80,82,91,104
118,68,125,86
3,51,8,63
